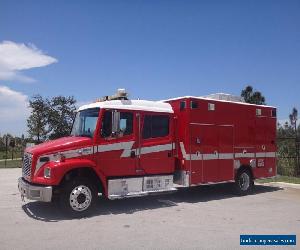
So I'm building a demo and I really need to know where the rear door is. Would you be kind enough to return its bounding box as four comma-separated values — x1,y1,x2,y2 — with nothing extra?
139,113,174,175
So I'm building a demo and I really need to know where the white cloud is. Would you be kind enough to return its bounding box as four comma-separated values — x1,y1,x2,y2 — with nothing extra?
0,86,30,136
0,41,57,82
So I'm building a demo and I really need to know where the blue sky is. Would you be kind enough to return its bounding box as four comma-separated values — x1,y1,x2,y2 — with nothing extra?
0,0,299,136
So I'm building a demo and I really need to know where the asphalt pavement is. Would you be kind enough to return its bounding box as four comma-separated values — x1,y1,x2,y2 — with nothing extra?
0,168,299,249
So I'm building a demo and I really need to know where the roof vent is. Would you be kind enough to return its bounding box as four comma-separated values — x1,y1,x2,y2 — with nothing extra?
202,93,244,103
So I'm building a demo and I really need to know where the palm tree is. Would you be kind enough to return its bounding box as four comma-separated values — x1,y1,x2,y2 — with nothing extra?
241,85,266,105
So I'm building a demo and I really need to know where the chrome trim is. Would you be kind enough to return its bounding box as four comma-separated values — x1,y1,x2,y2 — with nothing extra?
69,185,92,211
18,177,52,202
108,175,174,199
108,188,177,200
22,153,32,179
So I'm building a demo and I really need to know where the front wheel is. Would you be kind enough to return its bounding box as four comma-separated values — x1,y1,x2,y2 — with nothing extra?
234,169,254,195
59,177,97,217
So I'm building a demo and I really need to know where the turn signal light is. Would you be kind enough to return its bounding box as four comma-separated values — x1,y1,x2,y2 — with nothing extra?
44,167,51,178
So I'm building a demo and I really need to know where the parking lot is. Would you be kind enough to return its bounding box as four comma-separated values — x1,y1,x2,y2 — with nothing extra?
0,168,299,249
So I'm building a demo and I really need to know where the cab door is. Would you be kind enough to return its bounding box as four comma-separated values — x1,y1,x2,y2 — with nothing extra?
96,109,138,177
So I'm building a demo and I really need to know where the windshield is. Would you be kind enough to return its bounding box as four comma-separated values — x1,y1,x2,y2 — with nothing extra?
71,108,100,138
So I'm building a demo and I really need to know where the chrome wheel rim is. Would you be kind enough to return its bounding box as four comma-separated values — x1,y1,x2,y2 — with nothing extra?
239,173,250,191
69,185,92,212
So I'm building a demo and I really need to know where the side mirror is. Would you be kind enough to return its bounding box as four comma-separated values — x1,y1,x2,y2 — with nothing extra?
111,110,120,137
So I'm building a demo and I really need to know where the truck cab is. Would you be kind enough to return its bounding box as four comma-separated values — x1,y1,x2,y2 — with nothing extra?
18,96,176,215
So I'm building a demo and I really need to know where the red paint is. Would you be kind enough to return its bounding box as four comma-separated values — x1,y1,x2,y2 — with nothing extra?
24,97,277,196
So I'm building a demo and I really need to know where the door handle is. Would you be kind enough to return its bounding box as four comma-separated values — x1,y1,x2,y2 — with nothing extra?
130,151,136,158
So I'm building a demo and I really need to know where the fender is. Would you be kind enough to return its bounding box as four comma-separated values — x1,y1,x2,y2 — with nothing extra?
33,158,107,193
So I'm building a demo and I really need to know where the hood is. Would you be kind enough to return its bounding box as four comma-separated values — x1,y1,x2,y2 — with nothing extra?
26,136,93,157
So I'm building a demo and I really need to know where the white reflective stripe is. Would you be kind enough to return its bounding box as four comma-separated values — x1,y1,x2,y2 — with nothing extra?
179,141,276,161
180,142,189,160
97,141,172,157
35,146,93,174
202,154,218,160
234,153,255,158
98,141,134,154
180,142,235,161
140,143,173,155
219,153,234,159
180,142,198,160
255,152,276,158
190,154,202,160
256,152,265,158
69,146,93,157
266,152,276,157
121,149,134,158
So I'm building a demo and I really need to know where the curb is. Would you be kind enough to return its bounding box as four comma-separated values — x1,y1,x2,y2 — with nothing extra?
259,182,300,190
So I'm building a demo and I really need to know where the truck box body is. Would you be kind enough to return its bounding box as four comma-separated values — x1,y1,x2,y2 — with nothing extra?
167,97,277,186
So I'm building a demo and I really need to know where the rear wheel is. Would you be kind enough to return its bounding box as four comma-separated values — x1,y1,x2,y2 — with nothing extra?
59,177,97,217
234,169,254,195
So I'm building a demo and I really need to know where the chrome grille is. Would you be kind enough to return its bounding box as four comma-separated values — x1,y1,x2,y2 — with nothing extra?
22,153,32,178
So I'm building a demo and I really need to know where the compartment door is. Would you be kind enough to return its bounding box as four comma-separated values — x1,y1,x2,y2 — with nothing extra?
218,125,234,181
190,124,219,184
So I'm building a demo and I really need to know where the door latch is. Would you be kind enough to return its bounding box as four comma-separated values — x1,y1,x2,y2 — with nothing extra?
130,151,136,158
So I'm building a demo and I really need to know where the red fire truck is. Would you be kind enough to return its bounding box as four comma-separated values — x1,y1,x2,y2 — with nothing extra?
18,90,277,215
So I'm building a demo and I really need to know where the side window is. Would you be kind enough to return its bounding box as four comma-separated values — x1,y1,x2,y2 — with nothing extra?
101,111,112,138
142,115,152,139
101,110,133,138
142,115,169,139
120,112,133,136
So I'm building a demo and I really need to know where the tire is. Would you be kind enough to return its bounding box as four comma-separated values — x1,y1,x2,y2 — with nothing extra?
59,177,97,217
234,169,254,195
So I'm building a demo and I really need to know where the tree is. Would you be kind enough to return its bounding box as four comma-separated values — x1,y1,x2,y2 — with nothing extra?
241,85,266,105
277,107,300,176
47,96,77,139
27,95,77,142
27,95,49,142
289,107,298,134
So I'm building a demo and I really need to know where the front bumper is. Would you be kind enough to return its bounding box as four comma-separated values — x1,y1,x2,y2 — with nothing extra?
18,177,52,202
